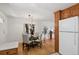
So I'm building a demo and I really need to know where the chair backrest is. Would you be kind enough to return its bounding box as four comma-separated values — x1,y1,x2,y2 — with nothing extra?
34,32,43,40
23,33,30,43
34,33,39,37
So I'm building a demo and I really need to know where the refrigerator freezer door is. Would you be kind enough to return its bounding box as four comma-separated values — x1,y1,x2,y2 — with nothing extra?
59,16,78,32
59,32,78,55
75,17,79,32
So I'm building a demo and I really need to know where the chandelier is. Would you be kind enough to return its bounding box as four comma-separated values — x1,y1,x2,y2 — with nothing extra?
26,12,34,24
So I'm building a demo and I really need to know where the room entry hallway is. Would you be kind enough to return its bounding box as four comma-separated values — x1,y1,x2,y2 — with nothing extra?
18,34,55,55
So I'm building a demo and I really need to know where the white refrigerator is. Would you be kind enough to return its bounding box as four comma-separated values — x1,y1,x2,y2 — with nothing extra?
59,16,79,55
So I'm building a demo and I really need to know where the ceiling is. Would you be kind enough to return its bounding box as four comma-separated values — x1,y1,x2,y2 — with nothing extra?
0,3,76,21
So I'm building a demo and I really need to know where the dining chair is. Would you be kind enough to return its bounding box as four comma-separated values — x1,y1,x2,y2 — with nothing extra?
23,33,33,50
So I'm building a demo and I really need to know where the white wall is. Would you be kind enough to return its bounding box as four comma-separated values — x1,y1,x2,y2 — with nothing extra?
0,12,8,44
7,16,54,42
7,17,26,42
0,11,54,44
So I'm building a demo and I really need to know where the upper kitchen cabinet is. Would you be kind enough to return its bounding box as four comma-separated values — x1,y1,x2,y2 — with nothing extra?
61,4,79,19
70,4,79,17
61,8,71,19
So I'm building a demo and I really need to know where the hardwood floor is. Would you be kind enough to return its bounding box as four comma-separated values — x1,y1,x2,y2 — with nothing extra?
18,37,55,55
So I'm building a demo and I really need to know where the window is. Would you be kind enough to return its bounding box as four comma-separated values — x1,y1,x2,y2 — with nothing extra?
0,17,3,23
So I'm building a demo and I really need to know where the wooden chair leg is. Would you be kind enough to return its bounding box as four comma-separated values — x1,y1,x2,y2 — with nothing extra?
23,43,24,50
27,44,30,51
40,42,42,48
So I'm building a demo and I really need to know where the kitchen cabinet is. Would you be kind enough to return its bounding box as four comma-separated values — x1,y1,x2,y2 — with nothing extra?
70,4,79,16
61,8,71,19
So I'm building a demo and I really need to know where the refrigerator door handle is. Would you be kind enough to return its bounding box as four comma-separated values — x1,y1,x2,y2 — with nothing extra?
74,33,76,46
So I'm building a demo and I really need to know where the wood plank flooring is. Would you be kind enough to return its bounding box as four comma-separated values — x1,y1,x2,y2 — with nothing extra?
18,37,55,55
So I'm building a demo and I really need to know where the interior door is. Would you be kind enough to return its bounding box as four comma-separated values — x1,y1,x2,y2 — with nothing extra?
0,20,7,44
